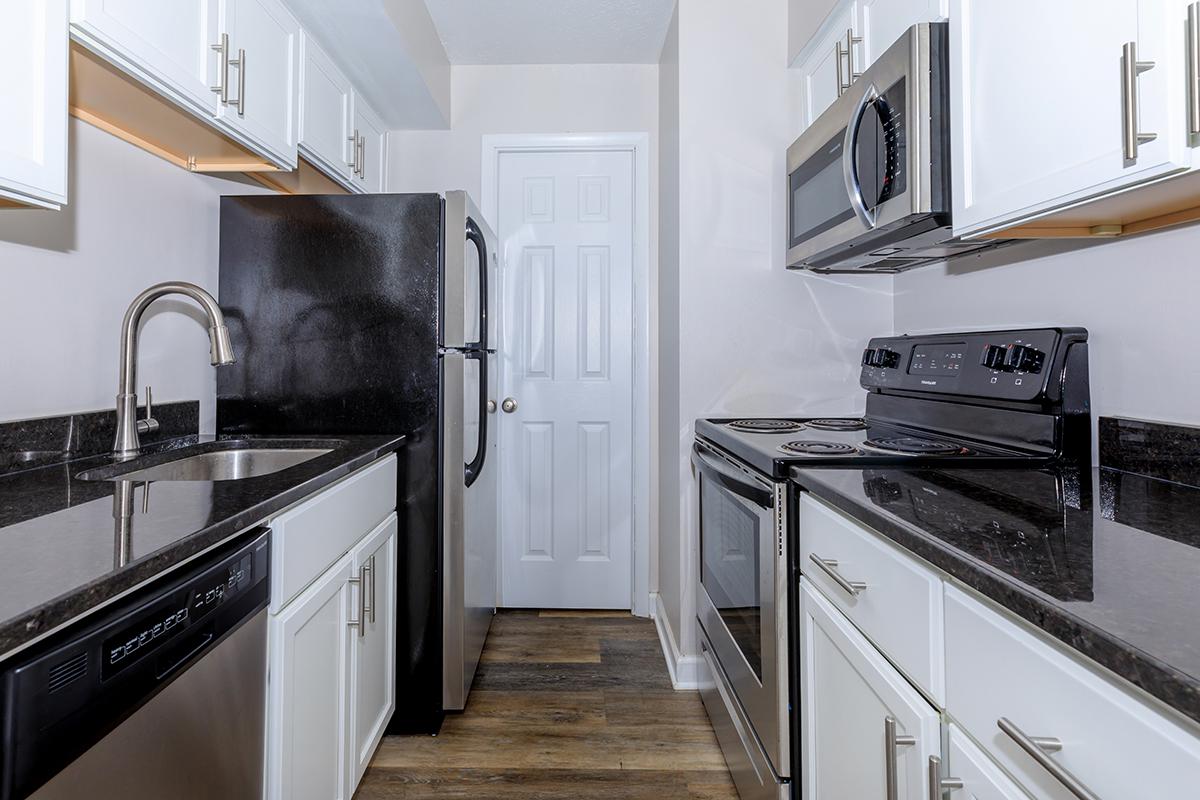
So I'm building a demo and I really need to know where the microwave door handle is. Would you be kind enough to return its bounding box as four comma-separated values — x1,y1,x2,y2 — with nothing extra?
465,218,489,351
842,82,879,229
691,444,774,509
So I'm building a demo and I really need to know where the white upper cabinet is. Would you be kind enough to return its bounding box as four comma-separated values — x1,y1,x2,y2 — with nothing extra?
951,0,1190,237
351,95,386,193
218,0,298,168
299,31,353,185
794,0,946,133
0,0,68,209
70,0,220,116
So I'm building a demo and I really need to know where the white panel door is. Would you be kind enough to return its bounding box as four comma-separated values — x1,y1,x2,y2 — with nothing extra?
796,2,856,131
70,0,220,115
298,31,352,184
498,149,635,609
951,0,1189,236
351,96,386,193
267,555,354,800
799,579,941,800
0,0,68,209
349,514,397,790
219,0,298,166
858,0,946,66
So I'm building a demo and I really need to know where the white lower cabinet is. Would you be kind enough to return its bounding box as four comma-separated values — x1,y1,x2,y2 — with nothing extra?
0,0,68,209
267,554,355,800
265,455,398,800
943,724,1032,800
799,578,941,800
350,516,398,785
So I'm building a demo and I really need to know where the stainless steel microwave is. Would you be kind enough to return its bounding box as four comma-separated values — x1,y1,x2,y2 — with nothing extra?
786,22,995,273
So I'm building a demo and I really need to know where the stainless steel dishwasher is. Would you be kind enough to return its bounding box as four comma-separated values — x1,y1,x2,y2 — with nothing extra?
1,528,270,800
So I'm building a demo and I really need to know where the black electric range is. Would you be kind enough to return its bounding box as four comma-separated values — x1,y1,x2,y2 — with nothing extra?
696,327,1092,479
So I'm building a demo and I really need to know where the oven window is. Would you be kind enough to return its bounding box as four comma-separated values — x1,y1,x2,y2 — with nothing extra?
789,131,856,248
699,475,763,679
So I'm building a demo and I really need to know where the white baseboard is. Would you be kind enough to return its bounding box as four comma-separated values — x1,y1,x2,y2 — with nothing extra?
651,592,702,690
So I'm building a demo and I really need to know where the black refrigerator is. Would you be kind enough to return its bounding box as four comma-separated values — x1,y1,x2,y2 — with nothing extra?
216,191,499,733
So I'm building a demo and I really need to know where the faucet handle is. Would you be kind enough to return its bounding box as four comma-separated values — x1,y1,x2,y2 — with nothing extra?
136,385,160,436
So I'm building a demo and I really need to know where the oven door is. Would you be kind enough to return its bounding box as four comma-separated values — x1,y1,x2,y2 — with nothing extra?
692,441,789,776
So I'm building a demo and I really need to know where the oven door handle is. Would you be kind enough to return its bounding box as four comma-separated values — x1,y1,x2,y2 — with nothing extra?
842,81,879,230
691,443,774,509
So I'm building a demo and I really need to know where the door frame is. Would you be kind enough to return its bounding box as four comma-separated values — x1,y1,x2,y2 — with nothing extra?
482,132,652,618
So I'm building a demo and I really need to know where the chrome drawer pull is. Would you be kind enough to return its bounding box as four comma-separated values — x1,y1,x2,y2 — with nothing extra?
885,716,916,800
928,755,963,800
998,717,1100,800
809,553,867,596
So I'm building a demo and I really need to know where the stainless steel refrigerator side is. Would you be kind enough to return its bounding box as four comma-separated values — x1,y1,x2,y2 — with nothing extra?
441,350,468,709
442,191,468,349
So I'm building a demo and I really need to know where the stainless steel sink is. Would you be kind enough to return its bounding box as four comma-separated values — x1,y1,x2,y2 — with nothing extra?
75,440,340,482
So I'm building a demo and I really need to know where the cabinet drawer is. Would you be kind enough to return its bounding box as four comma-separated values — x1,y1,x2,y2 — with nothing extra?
945,586,1200,800
946,723,1032,800
270,455,397,610
798,494,945,704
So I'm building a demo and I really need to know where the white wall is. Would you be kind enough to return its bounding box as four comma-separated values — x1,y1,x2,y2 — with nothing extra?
386,63,660,201
894,228,1200,454
0,119,271,429
656,0,894,665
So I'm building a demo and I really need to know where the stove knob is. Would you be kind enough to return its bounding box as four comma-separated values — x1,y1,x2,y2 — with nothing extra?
1003,344,1044,373
871,348,900,368
981,344,1007,370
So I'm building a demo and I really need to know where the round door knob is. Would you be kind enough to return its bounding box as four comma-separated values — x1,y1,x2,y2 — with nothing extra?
501,398,518,413
486,400,497,414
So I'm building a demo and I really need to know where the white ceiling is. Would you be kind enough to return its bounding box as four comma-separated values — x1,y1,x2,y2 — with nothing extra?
423,0,676,64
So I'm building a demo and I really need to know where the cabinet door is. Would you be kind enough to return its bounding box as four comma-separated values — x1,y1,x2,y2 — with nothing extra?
799,578,941,800
796,1,856,132
858,0,946,66
220,0,298,166
0,0,68,208
349,514,398,789
951,0,1189,237
298,31,352,184
70,0,220,115
268,555,355,800
352,95,386,193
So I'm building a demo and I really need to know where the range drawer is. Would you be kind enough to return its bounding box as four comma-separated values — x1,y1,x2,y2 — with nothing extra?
945,586,1200,799
797,493,945,704
270,454,397,610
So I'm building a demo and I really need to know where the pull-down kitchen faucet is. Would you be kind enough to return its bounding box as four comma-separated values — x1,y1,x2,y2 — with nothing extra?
112,282,235,459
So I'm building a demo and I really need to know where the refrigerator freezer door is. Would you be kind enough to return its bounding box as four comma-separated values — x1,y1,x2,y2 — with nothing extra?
443,191,499,350
442,350,498,711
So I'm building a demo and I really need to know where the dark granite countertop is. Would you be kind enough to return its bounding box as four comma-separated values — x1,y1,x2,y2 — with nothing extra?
0,433,404,661
790,463,1200,726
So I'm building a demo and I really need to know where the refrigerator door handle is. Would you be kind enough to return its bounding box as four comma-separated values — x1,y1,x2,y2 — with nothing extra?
464,349,488,487
464,218,489,352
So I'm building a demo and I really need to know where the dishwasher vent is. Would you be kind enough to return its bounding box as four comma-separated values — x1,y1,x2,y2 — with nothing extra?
47,653,88,693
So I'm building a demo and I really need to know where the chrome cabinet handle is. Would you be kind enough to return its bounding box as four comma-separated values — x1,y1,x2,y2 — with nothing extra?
487,399,497,414
997,717,1100,800
928,755,963,800
358,135,366,179
884,716,917,800
845,28,863,84
347,129,359,172
835,40,846,97
809,553,867,595
1121,41,1156,160
501,397,518,413
1189,4,1200,136
361,560,373,629
347,571,364,635
368,554,377,624
210,33,230,103
233,48,246,116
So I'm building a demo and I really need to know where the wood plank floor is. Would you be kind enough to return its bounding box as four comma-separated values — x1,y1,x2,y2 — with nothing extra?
355,610,737,799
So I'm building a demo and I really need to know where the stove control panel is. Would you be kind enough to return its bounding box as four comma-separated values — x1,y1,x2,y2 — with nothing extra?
861,328,1087,403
